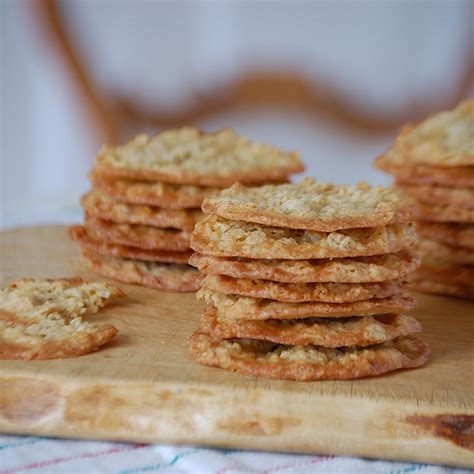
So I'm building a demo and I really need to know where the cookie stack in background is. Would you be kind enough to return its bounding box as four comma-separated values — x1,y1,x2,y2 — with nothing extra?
375,100,474,299
69,128,303,292
189,179,429,381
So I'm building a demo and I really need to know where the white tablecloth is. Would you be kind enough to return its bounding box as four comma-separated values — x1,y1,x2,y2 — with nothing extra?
0,210,469,474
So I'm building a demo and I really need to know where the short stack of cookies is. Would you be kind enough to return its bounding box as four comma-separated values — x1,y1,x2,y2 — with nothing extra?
375,100,474,299
189,178,429,381
69,128,303,292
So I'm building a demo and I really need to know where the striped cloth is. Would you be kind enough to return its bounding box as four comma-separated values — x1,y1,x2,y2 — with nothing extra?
0,435,469,474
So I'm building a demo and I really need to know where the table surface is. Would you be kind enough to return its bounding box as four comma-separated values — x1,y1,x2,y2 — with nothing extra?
0,211,471,474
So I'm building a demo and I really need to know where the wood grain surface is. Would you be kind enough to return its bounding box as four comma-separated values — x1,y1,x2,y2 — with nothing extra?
0,226,473,467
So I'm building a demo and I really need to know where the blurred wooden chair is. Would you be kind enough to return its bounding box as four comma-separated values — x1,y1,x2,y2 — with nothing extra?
36,0,474,145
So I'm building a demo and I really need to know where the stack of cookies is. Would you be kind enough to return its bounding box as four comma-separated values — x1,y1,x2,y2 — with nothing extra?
69,127,303,292
189,178,429,381
375,100,474,299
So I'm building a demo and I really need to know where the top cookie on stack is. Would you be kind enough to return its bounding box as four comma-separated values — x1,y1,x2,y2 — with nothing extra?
375,100,474,299
69,128,303,292
189,178,429,381
94,128,302,186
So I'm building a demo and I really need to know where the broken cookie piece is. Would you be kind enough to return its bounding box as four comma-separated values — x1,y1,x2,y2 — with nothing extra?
0,278,123,360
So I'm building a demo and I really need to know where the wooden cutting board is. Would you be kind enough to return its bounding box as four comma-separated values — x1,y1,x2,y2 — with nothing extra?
0,226,473,468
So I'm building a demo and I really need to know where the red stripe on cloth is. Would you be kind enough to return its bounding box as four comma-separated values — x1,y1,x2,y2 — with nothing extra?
214,455,335,474
0,443,147,474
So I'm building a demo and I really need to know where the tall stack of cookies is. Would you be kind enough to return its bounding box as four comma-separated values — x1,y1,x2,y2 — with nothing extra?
69,128,303,292
375,100,474,299
189,179,429,381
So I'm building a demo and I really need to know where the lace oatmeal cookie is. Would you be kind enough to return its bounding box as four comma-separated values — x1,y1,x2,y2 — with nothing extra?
377,101,474,168
415,201,474,224
90,171,219,208
418,239,474,265
398,184,474,209
374,153,474,187
417,222,474,249
189,332,429,380
0,278,122,360
201,275,408,303
200,308,421,348
414,253,474,288
81,215,191,251
415,260,474,288
400,100,474,166
94,128,303,187
191,215,418,259
81,191,202,231
412,279,474,300
202,179,417,231
198,290,416,321
189,251,419,283
82,250,202,292
68,225,192,262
